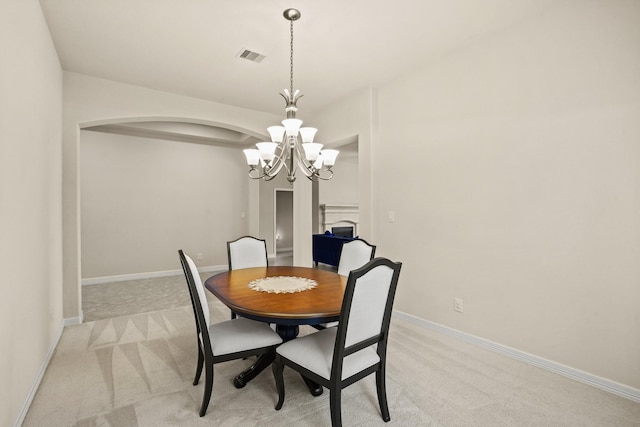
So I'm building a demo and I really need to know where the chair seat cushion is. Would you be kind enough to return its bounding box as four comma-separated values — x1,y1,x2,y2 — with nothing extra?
210,317,282,356
276,328,380,381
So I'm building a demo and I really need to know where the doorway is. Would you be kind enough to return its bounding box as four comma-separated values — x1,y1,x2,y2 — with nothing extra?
274,188,294,257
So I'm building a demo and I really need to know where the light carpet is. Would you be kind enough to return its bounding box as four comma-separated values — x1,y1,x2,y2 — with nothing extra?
24,300,640,426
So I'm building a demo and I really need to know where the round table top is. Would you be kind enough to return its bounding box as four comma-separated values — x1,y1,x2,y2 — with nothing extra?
204,266,347,325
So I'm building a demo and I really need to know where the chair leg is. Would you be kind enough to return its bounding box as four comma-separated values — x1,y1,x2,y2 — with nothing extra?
193,343,204,386
273,356,286,410
329,388,342,427
376,366,390,422
199,362,214,417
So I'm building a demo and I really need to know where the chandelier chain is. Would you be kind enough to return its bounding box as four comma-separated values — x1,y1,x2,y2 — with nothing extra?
289,18,294,94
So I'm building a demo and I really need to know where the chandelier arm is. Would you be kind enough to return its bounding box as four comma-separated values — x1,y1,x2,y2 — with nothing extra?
298,165,314,178
265,159,286,179
313,169,335,181
265,143,287,175
275,152,290,178
248,167,269,180
268,143,291,179
247,151,286,180
293,138,319,176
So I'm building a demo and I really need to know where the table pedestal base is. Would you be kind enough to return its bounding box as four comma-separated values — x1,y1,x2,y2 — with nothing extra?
233,353,274,388
302,375,324,396
232,324,323,396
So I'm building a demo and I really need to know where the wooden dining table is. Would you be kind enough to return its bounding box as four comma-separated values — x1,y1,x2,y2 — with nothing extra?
204,266,347,394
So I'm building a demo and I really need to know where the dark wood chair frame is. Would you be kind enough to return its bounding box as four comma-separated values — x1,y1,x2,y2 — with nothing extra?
273,257,402,426
178,249,280,417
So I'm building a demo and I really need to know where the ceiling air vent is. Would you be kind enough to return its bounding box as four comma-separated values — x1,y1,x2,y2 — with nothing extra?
237,48,265,63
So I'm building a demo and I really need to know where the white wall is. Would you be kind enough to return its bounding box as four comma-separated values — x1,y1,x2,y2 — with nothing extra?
80,131,248,278
319,152,359,205
0,2,63,425
312,88,377,240
375,0,640,389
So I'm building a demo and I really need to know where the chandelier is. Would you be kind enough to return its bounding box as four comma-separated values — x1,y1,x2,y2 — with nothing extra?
243,8,339,183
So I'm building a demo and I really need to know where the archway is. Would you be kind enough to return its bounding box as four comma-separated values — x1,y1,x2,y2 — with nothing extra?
75,115,268,321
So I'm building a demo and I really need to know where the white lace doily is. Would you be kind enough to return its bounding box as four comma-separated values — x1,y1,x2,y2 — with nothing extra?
248,276,317,293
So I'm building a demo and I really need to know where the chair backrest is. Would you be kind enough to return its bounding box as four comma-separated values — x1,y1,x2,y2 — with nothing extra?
227,236,268,270
179,249,202,335
332,257,402,380
337,239,376,276
179,250,211,346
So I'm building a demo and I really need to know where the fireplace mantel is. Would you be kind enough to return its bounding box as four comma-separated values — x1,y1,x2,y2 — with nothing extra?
320,204,359,235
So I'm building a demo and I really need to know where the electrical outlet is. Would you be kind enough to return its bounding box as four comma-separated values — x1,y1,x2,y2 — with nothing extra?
197,253,203,260
454,298,464,313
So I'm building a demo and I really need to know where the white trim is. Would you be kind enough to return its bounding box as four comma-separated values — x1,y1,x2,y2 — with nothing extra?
13,321,65,427
393,310,640,403
81,265,227,286
64,315,83,326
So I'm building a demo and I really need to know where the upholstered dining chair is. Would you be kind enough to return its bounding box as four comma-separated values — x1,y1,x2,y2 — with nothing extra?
227,235,268,270
314,238,377,329
272,257,402,427
178,250,282,417
226,236,268,319
337,238,376,277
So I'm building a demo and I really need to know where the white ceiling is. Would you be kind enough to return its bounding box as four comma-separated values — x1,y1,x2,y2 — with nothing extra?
39,0,556,146
39,0,559,115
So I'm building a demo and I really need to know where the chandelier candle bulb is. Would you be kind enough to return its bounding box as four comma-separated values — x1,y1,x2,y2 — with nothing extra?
267,126,285,143
303,142,323,162
243,149,261,166
320,149,339,167
299,127,318,143
282,118,302,137
256,142,277,162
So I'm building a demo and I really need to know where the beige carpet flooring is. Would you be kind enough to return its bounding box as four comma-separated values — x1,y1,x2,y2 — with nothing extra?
23,266,640,426
81,273,215,322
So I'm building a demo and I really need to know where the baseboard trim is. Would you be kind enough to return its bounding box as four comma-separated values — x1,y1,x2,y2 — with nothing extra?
64,315,83,326
13,320,65,427
81,265,227,286
393,310,640,403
